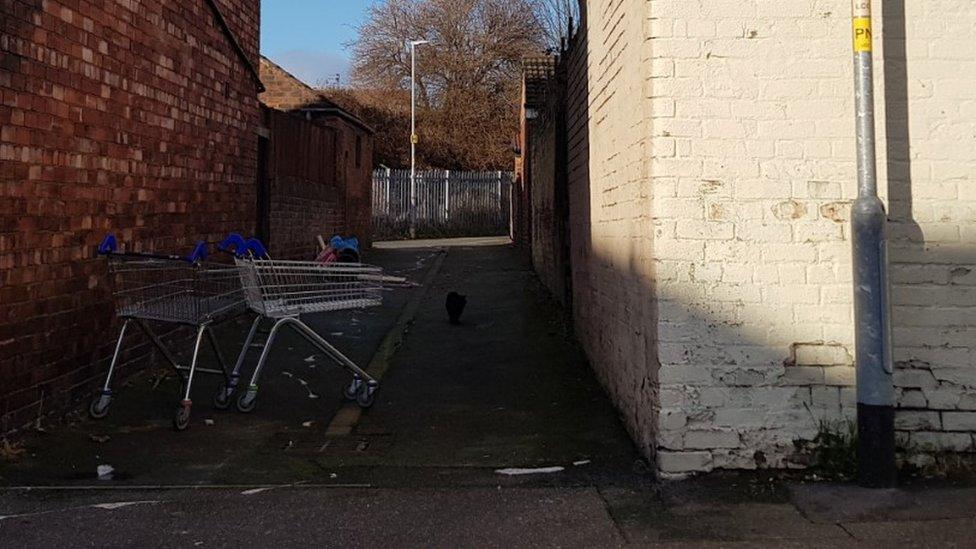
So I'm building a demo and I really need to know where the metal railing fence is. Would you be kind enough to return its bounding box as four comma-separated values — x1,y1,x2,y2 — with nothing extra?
372,169,512,239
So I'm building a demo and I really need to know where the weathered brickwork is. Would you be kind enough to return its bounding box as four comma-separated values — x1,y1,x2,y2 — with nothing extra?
259,58,375,252
646,0,976,474
522,58,571,305
0,0,262,431
526,1,976,475
567,1,659,459
262,107,344,259
528,109,559,295
883,1,976,462
259,58,323,111
646,0,861,474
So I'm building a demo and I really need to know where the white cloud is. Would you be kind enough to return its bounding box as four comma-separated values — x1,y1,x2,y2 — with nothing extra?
267,50,350,87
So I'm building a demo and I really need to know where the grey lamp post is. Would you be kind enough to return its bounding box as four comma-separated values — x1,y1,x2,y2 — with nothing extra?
407,39,429,239
850,0,896,488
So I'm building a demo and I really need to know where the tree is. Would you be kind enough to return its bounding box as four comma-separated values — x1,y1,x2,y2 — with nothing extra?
348,0,555,170
529,0,581,52
327,87,412,168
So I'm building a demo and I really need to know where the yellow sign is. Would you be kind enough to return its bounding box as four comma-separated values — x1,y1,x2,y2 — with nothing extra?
853,17,872,53
411,134,419,144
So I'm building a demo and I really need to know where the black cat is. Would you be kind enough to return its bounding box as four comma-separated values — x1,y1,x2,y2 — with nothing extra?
446,292,467,325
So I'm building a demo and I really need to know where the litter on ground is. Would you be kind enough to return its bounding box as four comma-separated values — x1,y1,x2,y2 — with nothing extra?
0,438,26,460
96,464,115,480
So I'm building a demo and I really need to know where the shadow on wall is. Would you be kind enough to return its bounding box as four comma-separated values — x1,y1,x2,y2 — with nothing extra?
555,0,976,473
883,1,976,445
562,3,662,462
1,0,261,433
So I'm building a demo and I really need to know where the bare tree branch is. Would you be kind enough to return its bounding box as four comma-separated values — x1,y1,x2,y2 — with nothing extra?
527,0,580,51
345,0,558,170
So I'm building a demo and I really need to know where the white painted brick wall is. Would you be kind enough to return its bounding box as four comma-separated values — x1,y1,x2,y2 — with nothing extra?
645,0,976,474
572,0,976,475
569,0,658,458
883,0,976,460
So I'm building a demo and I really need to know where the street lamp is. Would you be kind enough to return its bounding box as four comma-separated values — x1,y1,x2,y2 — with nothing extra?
407,39,429,239
848,0,895,489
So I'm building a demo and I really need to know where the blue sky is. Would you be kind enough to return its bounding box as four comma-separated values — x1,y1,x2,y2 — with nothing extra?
260,0,380,87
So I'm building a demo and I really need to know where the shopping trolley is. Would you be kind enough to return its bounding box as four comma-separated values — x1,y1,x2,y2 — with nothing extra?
90,234,248,430
219,235,383,412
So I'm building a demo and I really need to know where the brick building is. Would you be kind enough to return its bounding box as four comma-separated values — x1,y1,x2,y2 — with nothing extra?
259,57,374,256
516,57,572,305
520,2,976,475
0,0,263,431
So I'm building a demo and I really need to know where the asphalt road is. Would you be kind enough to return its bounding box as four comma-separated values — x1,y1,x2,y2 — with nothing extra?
0,486,624,548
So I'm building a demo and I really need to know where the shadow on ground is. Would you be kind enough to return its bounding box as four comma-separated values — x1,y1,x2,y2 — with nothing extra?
5,241,976,547
0,248,436,486
0,242,645,489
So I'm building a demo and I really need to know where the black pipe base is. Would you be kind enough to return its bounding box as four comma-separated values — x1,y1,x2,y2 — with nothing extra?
857,403,897,488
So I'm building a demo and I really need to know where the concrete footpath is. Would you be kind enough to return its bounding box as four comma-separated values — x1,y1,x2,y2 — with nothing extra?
2,239,976,547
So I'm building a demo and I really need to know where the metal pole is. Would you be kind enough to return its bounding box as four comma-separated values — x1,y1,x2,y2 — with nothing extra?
850,0,896,489
410,43,417,239
497,171,503,226
444,169,450,222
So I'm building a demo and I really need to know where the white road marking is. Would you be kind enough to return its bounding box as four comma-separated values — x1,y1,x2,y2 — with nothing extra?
495,467,565,476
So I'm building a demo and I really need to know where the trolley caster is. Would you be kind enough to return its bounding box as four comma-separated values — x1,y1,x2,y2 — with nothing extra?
173,401,192,431
356,382,378,409
213,381,236,411
236,387,258,414
343,376,363,401
89,392,113,419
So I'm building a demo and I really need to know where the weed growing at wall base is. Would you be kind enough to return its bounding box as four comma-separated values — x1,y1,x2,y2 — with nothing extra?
798,420,858,481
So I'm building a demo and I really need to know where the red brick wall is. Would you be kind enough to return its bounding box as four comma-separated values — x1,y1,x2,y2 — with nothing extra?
258,57,374,251
262,107,374,258
258,58,321,111
527,89,572,306
0,0,262,432
264,107,341,259
518,57,571,305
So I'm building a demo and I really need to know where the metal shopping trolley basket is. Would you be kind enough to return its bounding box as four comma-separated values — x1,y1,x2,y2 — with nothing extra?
90,234,248,430
219,235,384,412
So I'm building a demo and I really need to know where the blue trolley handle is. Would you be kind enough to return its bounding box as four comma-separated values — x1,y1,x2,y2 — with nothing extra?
217,234,269,259
244,238,270,259
97,234,208,263
218,233,249,257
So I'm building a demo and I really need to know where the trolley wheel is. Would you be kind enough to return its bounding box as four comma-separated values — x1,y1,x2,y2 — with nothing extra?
236,390,257,414
89,393,112,420
173,402,192,431
343,377,363,401
213,383,233,411
356,383,378,409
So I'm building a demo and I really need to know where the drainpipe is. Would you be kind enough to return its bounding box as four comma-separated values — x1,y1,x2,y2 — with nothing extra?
850,0,896,488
